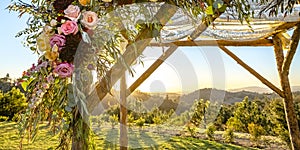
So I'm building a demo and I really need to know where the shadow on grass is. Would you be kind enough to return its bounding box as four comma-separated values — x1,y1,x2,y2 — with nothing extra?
162,137,256,150
103,128,119,149
138,130,159,148
128,127,143,149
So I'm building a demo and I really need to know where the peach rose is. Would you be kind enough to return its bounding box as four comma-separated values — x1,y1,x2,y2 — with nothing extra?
81,11,99,30
64,5,80,21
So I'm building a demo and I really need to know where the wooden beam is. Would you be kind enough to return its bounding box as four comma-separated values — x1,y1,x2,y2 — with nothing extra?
262,22,300,39
120,74,128,150
282,23,300,75
149,39,274,47
219,45,284,97
126,46,178,95
125,16,218,95
273,35,284,74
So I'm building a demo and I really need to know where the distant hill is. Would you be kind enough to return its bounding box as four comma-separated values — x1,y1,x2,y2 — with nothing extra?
91,87,300,115
180,88,265,106
229,86,300,93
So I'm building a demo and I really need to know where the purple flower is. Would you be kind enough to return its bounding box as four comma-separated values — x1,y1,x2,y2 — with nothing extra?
46,74,54,83
50,34,66,50
54,62,74,78
36,61,48,71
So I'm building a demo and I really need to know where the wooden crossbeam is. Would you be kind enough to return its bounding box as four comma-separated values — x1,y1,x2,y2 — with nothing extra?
126,46,178,96
219,45,284,97
149,39,274,47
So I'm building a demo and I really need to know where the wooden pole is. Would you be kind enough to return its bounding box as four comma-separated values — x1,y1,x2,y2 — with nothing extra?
120,74,128,150
273,24,300,150
219,46,284,97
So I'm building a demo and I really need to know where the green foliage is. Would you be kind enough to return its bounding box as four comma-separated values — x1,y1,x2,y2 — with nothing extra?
109,114,119,129
223,127,235,143
214,104,234,130
0,116,9,122
185,123,197,137
205,123,216,141
266,99,292,148
135,117,145,129
0,88,27,120
190,99,209,127
248,123,265,145
127,113,134,127
226,97,267,133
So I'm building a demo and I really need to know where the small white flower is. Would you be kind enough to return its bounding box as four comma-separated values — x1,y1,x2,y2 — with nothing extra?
50,19,58,26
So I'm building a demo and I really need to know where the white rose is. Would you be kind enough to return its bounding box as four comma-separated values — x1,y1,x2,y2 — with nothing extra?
64,5,80,21
50,19,57,26
81,11,99,30
37,32,51,52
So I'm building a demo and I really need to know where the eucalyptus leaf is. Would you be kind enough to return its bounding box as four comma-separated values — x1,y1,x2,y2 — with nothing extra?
65,106,72,112
205,6,214,15
213,0,224,9
82,31,91,43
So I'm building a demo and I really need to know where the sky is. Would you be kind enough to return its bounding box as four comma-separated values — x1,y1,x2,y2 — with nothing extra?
0,0,299,93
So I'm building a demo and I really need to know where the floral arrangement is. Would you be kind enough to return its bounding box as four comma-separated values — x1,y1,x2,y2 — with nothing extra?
9,0,119,149
7,0,258,149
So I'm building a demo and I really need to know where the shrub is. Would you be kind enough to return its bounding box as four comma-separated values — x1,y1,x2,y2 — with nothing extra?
205,123,216,140
223,128,234,143
109,114,119,129
248,123,265,146
0,88,27,120
135,117,145,129
185,123,197,137
0,116,8,122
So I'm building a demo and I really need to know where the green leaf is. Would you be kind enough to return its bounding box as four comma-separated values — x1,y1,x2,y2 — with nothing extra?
205,6,214,15
65,106,72,112
213,0,224,9
21,81,28,91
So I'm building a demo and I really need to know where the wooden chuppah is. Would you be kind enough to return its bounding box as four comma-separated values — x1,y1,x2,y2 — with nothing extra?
92,6,300,149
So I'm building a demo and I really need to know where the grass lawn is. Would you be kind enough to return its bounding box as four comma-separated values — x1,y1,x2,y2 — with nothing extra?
0,121,257,150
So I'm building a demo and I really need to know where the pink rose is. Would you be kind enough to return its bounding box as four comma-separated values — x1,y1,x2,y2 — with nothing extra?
54,62,74,78
64,5,80,21
81,11,99,30
61,20,79,35
50,34,66,50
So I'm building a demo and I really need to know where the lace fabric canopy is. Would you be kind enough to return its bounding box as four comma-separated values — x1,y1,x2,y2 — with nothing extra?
98,2,300,42
75,2,300,112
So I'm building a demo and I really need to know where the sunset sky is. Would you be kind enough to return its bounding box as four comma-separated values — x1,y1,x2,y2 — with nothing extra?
1,0,299,93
